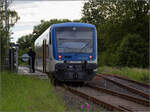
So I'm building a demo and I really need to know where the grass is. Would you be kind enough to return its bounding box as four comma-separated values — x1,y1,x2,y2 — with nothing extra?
1,71,66,112
19,60,29,66
98,66,150,84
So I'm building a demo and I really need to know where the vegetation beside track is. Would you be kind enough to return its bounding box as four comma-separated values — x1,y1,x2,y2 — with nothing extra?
17,0,149,69
1,72,66,112
98,66,149,84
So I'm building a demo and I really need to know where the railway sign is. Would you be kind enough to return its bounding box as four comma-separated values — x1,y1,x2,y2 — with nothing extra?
22,54,29,62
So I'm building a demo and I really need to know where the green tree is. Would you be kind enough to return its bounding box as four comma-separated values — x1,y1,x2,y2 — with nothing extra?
117,34,148,68
32,19,70,40
0,1,19,70
17,19,72,56
82,0,149,68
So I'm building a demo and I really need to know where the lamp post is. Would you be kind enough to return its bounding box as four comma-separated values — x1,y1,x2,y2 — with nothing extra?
5,0,8,31
5,0,8,55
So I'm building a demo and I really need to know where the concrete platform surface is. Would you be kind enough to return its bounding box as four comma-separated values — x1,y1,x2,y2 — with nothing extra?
17,66,48,79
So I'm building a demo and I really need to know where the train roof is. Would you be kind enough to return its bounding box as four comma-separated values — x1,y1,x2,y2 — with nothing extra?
51,22,96,28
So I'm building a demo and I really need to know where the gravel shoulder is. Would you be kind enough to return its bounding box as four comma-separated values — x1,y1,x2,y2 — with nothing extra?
53,86,106,112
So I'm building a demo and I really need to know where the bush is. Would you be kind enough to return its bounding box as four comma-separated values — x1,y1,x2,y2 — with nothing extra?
117,33,148,68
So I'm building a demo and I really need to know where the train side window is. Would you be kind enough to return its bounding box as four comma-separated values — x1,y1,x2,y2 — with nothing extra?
49,32,51,44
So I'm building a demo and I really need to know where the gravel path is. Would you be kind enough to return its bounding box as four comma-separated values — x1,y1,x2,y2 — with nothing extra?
18,66,49,79
54,86,106,112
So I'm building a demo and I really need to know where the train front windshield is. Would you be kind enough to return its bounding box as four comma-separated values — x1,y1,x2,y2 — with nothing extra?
55,27,94,53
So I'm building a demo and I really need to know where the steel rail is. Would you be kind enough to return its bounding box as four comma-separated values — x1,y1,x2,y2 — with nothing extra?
99,73,150,88
20,68,148,112
63,85,129,112
98,75,150,99
119,105,133,112
87,83,149,106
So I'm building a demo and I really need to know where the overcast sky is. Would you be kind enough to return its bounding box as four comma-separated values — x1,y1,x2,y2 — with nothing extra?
9,0,86,42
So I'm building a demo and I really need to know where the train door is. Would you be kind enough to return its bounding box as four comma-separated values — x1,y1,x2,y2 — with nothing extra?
49,31,53,72
43,40,46,73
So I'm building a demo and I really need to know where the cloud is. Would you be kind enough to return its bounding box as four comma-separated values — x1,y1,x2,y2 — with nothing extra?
10,30,33,42
9,1,85,42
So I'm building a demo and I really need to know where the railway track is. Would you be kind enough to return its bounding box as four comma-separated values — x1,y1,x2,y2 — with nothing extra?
61,74,150,111
23,67,150,112
97,74,150,99
100,73,150,88
87,82,149,106
63,84,150,112
92,76,149,101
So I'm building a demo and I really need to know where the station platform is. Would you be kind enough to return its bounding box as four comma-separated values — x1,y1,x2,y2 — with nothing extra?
17,66,49,79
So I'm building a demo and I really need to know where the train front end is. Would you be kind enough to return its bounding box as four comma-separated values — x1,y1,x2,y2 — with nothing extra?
52,23,97,82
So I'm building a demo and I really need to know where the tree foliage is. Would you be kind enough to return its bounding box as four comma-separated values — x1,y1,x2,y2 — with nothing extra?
81,0,149,68
0,1,19,67
17,0,149,68
17,19,73,56
117,34,148,67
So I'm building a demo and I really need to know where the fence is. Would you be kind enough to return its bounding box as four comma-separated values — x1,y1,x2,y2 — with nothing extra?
0,47,18,72
0,47,35,73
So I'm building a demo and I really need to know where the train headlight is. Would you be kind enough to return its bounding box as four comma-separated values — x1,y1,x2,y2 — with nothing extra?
89,55,93,59
58,55,62,59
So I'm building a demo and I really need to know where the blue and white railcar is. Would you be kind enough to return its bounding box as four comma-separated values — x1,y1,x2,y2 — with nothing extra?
34,22,97,82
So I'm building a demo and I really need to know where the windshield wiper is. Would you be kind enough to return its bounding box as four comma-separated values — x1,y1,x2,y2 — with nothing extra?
79,42,90,51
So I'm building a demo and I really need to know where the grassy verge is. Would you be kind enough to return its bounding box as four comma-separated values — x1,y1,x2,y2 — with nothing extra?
1,72,66,112
98,66,149,84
